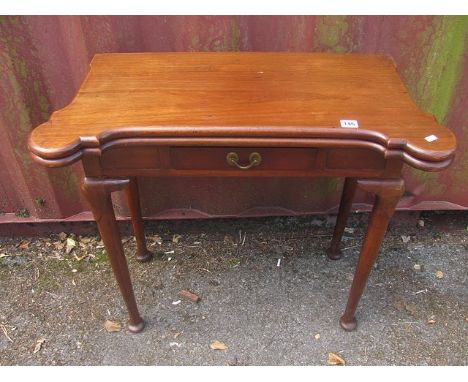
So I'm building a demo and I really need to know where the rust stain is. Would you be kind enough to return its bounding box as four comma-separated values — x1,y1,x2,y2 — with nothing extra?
0,15,466,224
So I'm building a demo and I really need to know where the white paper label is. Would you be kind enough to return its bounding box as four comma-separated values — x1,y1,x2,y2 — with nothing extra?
424,134,438,142
340,120,359,128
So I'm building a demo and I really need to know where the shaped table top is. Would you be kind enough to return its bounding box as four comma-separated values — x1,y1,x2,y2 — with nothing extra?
28,52,456,169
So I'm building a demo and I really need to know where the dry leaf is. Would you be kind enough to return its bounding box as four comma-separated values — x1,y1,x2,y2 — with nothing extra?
418,219,425,227
401,235,411,243
394,300,405,311
53,241,65,250
394,299,418,315
328,352,345,366
210,340,227,350
223,235,235,244
33,338,46,354
18,241,30,250
427,319,436,324
413,264,422,271
179,290,201,303
74,253,89,261
104,320,122,332
228,258,241,267
151,235,162,245
65,238,76,254
405,303,417,316
0,322,16,343
58,232,67,241
172,234,182,243
435,271,444,279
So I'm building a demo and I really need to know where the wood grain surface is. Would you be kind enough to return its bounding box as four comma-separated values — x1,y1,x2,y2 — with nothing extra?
28,52,456,167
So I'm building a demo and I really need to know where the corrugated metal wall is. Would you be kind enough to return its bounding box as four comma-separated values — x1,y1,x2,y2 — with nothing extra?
0,16,466,223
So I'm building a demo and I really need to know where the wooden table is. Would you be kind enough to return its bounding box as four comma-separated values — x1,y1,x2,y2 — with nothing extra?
28,52,456,333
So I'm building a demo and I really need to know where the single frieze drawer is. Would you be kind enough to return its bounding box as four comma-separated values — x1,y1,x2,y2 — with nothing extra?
169,147,318,171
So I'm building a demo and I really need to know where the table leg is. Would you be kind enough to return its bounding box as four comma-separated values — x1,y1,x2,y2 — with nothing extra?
327,177,358,260
340,178,404,331
81,177,145,333
125,177,153,262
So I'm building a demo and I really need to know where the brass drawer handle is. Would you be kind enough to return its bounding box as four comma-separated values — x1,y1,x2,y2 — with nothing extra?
226,152,262,170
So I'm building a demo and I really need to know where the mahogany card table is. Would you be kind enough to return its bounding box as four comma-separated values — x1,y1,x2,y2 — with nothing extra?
28,52,456,333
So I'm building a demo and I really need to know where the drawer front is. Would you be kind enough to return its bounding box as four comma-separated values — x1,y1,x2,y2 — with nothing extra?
100,147,160,169
326,148,385,170
169,147,317,171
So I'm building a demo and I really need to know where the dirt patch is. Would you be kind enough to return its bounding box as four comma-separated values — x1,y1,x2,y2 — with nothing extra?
0,211,467,365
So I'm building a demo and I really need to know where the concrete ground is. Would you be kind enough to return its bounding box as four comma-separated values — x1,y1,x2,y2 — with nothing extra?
0,211,466,365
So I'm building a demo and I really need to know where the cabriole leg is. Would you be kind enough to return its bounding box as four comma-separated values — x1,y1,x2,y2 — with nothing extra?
327,177,358,260
340,178,404,331
81,177,145,333
125,177,153,262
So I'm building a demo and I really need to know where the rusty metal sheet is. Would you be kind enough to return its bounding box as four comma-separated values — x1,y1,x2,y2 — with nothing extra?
0,16,466,227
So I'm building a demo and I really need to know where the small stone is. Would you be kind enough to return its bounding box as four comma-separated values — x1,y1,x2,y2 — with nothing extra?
315,333,321,340
418,219,425,227
210,340,227,350
435,271,444,279
414,264,421,271
401,235,411,243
